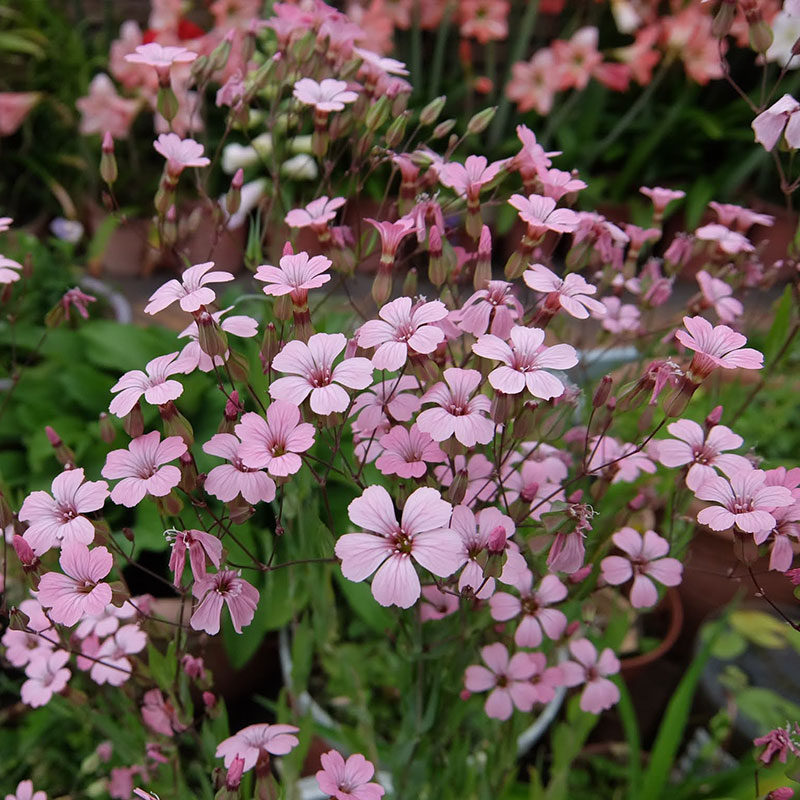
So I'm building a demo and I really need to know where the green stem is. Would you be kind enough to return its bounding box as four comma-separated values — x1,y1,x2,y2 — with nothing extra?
430,2,455,100
411,1,423,100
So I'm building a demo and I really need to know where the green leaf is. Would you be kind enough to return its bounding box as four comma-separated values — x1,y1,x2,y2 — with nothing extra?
334,570,395,633
147,640,177,691
764,285,793,366
615,680,642,800
78,322,177,372
0,31,45,58
290,616,314,694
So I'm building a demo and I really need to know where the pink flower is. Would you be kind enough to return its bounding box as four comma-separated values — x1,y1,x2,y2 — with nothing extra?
168,529,223,585
754,724,800,765
560,639,620,713
600,528,683,608
438,155,507,201
552,26,603,90
293,78,359,112
125,42,197,83
235,404,316,476
754,503,800,572
109,352,187,417
144,261,234,314
459,0,509,43
375,423,445,479
335,485,462,608
676,316,764,379
456,280,523,339
509,194,580,237
176,307,258,373
522,264,605,319
0,254,22,284
153,133,210,176
656,419,750,490
0,92,41,137
255,251,332,304
420,584,459,621
640,186,685,215
216,723,300,771
587,436,657,483
316,751,385,800
20,650,71,708
19,468,109,555
696,270,743,323
76,73,140,138
506,50,560,115
350,376,421,432
90,624,147,686
61,287,96,321
4,780,47,800
416,368,494,447
269,332,374,415
695,468,794,534
503,458,565,519
752,94,800,151
102,431,187,507
142,688,186,737
190,570,259,635
38,543,113,627
434,453,497,506
285,196,346,229
473,325,578,398
202,432,277,504
709,202,774,232
600,297,640,333
490,571,568,647
357,297,447,371
695,223,755,255
464,643,540,720
365,216,415,259
538,167,587,201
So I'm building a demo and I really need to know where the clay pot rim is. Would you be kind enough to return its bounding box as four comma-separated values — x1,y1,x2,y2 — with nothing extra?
620,587,684,675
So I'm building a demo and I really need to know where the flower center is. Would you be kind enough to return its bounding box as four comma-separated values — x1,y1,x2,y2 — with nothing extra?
733,497,754,514
310,368,332,388
57,503,78,523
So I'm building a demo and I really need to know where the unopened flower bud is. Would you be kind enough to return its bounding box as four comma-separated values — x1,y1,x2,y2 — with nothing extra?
491,391,513,424
512,401,538,441
13,534,39,570
190,53,209,82
447,468,469,505
45,426,75,467
228,496,254,524
365,96,390,132
749,19,773,54
122,527,135,543
157,86,180,123
260,322,279,372
98,412,116,444
197,312,228,358
179,451,198,493
226,168,243,216
467,106,497,135
402,267,418,297
123,402,144,438
428,225,447,287
705,405,723,429
209,30,234,73
226,755,245,790
225,390,243,421
473,225,492,290
159,400,194,446
385,112,408,148
182,654,206,680
420,95,446,125
712,0,737,38
663,375,699,418
432,119,456,139
487,524,507,554
100,132,118,185
592,375,613,408
371,267,393,307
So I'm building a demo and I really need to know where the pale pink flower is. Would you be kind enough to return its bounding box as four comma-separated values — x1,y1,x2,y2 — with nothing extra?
125,42,197,80
38,544,113,627
74,601,136,640
90,624,147,686
552,26,603,90
375,423,445,479
695,223,755,255
752,94,800,151
676,316,764,379
0,255,22,284
144,261,234,314
142,688,186,737
168,529,223,585
316,750,385,800
350,376,421,432
416,368,494,447
696,270,743,323
473,325,578,398
434,453,498,506
510,194,580,237
153,133,210,175
216,723,300,771
656,419,750,490
640,186,685,215
190,570,259,635
4,780,47,800
255,251,332,304
587,436,657,483
235,404,315,477
523,264,605,319
754,724,800,765
354,47,410,76
293,78,359,112
102,431,187,507
2,628,52,670
357,297,447,371
438,155,507,200
490,571,568,647
61,287,96,321
19,468,109,555
420,584,459,621
456,280,523,339
285,196,346,229
365,216,415,259
21,650,71,708
695,468,794,534
203,431,277,504
538,167,587,201
0,92,41,137
708,202,774,232
459,0,509,43
269,332,374,415
76,73,140,138
600,297,640,333
335,485,462,608
560,638,620,713
506,50,560,115
753,503,800,572
503,458,565,519
109,352,187,417
600,528,683,608
176,307,258,373
464,643,540,720
0,217,13,232
514,124,559,177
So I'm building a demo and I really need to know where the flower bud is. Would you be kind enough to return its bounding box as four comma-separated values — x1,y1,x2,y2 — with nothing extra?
190,53,209,82
432,119,456,139
159,400,194,446
487,524,507,554
473,225,492,290
209,30,234,73
157,86,180,123
491,391,513,424
227,496,255,524
749,19,773,54
45,426,75,467
122,526,135,543
124,401,145,438
712,0,737,38
428,225,447,287
226,755,244,790
260,322,279,372
100,132,118,185
467,106,497,135
385,112,408,148
179,450,198,493
13,534,39,571
197,312,229,358
372,266,393,307
402,267,418,297
365,96,390,132
705,404,724,430
225,168,244,216
447,468,469,505
420,95,446,125
592,375,613,408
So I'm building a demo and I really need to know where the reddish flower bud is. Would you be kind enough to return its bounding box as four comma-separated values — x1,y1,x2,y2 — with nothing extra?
226,756,245,790
13,534,38,569
98,412,116,444
100,131,118,185
487,525,507,554
45,426,75,467
124,402,145,438
473,225,492,290
203,691,216,709
705,405,724,429
592,375,613,408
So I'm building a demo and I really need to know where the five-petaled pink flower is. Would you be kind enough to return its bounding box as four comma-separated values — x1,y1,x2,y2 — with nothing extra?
21,650,71,709
109,351,187,417
754,503,800,572
375,423,446,479
202,432,277,504
102,431,187,507
365,216,415,260
0,254,23,284
676,315,764,379
694,468,794,534
5,780,48,800
587,436,657,484
285,196,346,229
509,194,580,237
523,263,605,319
216,723,300,771
600,528,683,608
335,486,462,608
640,185,685,215
456,280,523,339
153,133,210,176
38,543,113,627
90,624,147,686
235,404,316,476
438,155,508,201
656,419,750,490
490,571,568,647
464,642,541,720
752,94,800,151
473,325,578,399
255,251,332,305
145,261,234,315
350,376,421,432
141,688,187,737
696,270,743,324
190,570,259,635
19,467,109,555
560,638,620,713
316,750,385,800
270,332,374,415
293,78,359,112
357,297,447,371
695,223,754,255
124,43,197,83
417,368,494,447
168,529,223,585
